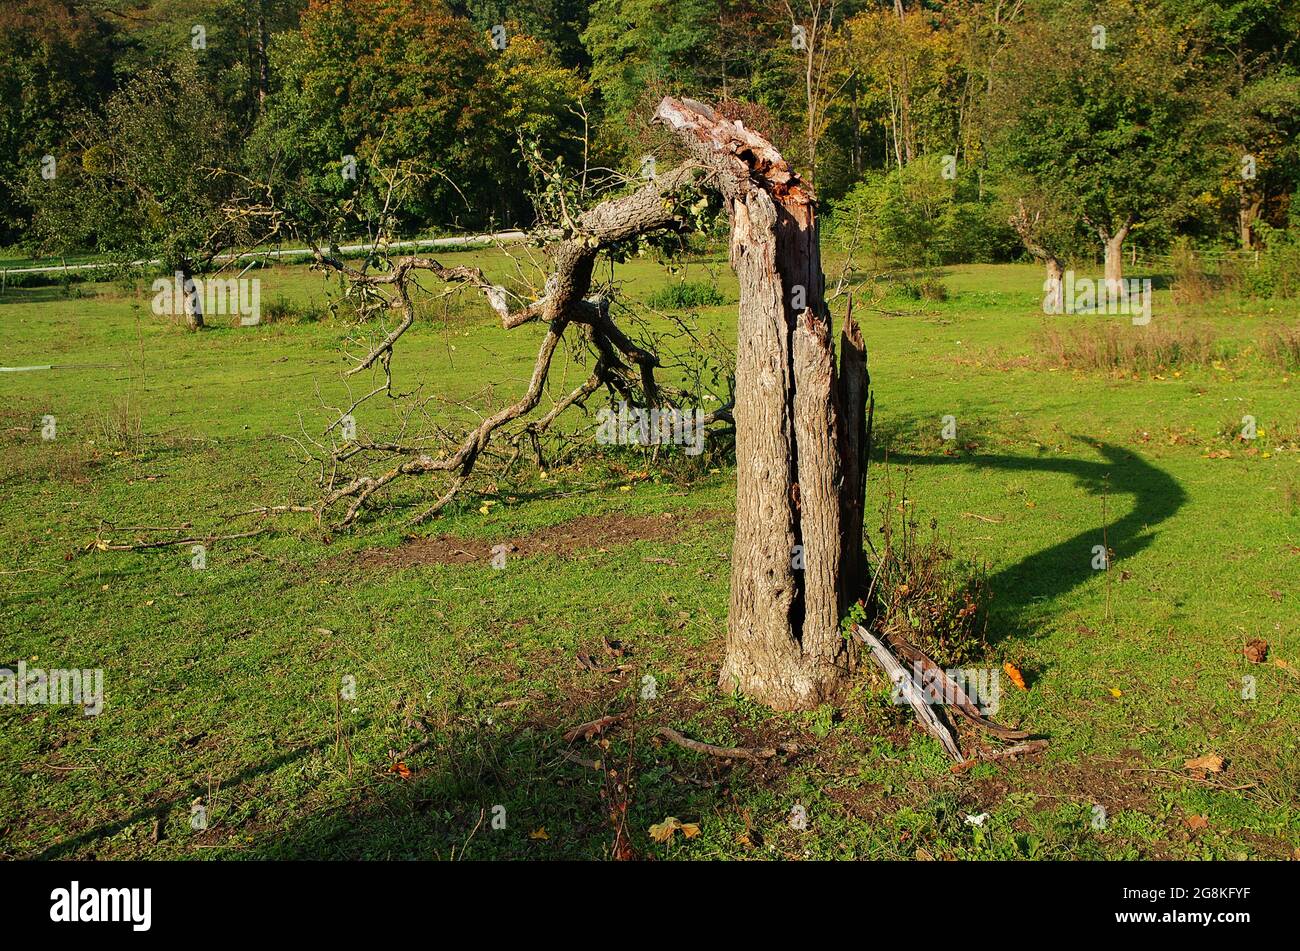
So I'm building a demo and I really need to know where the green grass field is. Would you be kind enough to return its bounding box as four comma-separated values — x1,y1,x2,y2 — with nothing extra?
1,253,1297,860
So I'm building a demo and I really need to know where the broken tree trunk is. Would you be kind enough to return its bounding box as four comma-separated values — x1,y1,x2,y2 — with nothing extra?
657,97,868,711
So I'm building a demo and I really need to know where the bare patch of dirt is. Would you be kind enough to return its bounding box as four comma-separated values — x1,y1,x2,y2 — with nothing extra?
1012,749,1160,813
358,510,718,568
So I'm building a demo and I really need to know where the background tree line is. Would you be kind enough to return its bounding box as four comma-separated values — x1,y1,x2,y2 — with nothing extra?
4,0,1299,281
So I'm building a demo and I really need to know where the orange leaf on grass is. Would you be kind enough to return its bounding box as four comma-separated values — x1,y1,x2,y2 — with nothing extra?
1003,662,1027,691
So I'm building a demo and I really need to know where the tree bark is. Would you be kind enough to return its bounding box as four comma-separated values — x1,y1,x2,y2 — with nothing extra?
1099,218,1131,293
181,263,204,330
1009,200,1064,313
657,97,865,710
1045,256,1064,312
1239,194,1261,250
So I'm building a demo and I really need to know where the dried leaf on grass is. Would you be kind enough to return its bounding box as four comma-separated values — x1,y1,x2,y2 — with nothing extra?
1244,639,1269,663
649,817,700,843
1184,754,1224,774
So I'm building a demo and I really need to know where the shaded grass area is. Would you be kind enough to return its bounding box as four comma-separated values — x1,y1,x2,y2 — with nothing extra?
1,256,1297,860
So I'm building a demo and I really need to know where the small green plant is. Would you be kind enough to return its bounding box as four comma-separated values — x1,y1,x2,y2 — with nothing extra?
1243,223,1300,299
646,280,725,310
865,479,990,667
890,276,949,302
261,295,327,324
808,703,836,738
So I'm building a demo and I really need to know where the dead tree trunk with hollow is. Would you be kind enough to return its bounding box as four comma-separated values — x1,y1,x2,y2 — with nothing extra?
657,97,869,710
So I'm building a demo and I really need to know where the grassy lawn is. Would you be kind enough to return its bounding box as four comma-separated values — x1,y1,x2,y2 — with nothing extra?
1,254,1297,860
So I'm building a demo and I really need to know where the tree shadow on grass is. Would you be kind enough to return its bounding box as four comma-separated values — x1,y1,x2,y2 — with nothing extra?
239,710,805,861
29,442,1186,861
33,706,794,861
882,439,1186,646
32,727,365,859
232,442,1186,859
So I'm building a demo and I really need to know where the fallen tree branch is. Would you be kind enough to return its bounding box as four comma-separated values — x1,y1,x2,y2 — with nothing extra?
92,527,268,552
882,630,1032,741
950,739,1049,773
655,726,778,762
302,162,715,527
563,712,628,743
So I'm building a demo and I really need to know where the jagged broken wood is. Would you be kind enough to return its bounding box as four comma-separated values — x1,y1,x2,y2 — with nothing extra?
853,624,963,762
655,95,870,711
883,631,1032,741
853,623,1041,763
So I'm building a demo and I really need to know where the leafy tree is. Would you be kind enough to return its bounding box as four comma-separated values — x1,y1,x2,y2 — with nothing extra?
840,2,965,173
249,0,583,238
987,0,1220,287
0,0,115,243
583,0,788,165
1159,0,1300,246
829,153,1013,267
23,60,253,328
86,0,307,127
452,0,592,71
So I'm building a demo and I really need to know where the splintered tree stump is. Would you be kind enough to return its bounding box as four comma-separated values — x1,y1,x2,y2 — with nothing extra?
657,97,869,711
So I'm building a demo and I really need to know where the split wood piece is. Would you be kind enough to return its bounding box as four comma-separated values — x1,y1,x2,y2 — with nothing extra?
853,624,963,762
563,712,627,743
655,726,781,762
883,631,1032,741
950,740,1049,774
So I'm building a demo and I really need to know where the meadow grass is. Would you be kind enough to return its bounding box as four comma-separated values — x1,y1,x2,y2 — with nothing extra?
1,254,1297,860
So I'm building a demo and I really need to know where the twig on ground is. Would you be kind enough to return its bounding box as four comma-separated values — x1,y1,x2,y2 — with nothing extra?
91,527,267,552
558,749,603,770
960,512,1005,524
575,652,633,675
950,739,1049,773
655,726,779,762
563,712,628,743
